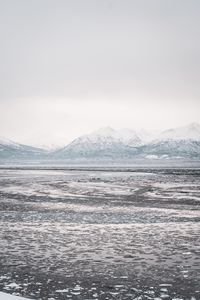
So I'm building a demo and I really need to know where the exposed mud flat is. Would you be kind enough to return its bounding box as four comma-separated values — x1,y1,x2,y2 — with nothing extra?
0,167,199,300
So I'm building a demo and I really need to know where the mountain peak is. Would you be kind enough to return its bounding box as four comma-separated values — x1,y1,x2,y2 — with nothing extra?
92,127,116,136
0,136,20,147
158,123,200,141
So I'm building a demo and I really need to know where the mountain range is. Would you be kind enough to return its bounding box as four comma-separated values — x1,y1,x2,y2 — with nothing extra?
1,123,200,160
0,137,47,160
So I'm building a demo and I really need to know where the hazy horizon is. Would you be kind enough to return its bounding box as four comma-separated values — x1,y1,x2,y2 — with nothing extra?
0,0,200,147
1,122,200,149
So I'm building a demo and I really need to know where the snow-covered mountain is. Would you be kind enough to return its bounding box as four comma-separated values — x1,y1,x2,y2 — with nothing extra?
134,123,200,159
137,123,200,159
53,127,142,159
136,129,161,143
1,123,200,160
158,123,200,141
139,139,200,159
53,123,200,160
0,137,47,160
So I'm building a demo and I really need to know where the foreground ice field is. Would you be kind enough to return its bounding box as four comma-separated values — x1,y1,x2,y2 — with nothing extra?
0,166,199,300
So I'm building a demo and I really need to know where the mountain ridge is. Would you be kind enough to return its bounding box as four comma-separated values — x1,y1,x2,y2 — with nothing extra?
1,123,200,160
52,123,200,160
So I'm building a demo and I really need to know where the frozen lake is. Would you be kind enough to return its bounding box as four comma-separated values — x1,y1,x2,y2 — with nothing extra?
0,166,199,300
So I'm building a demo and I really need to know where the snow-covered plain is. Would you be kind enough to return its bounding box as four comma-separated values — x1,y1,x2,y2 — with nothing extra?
0,166,199,300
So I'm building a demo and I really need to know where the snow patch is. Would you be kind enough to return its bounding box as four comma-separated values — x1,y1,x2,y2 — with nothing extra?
0,292,28,300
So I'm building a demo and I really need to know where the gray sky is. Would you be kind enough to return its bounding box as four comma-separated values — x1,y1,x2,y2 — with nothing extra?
0,0,200,147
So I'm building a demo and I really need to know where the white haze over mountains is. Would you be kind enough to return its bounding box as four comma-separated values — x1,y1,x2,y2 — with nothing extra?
0,123,200,160
1,123,200,149
0,122,199,148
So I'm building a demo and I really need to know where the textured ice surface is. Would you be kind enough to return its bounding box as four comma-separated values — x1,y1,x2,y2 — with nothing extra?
0,167,199,300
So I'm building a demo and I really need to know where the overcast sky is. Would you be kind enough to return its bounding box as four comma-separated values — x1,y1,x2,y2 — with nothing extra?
0,0,200,147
